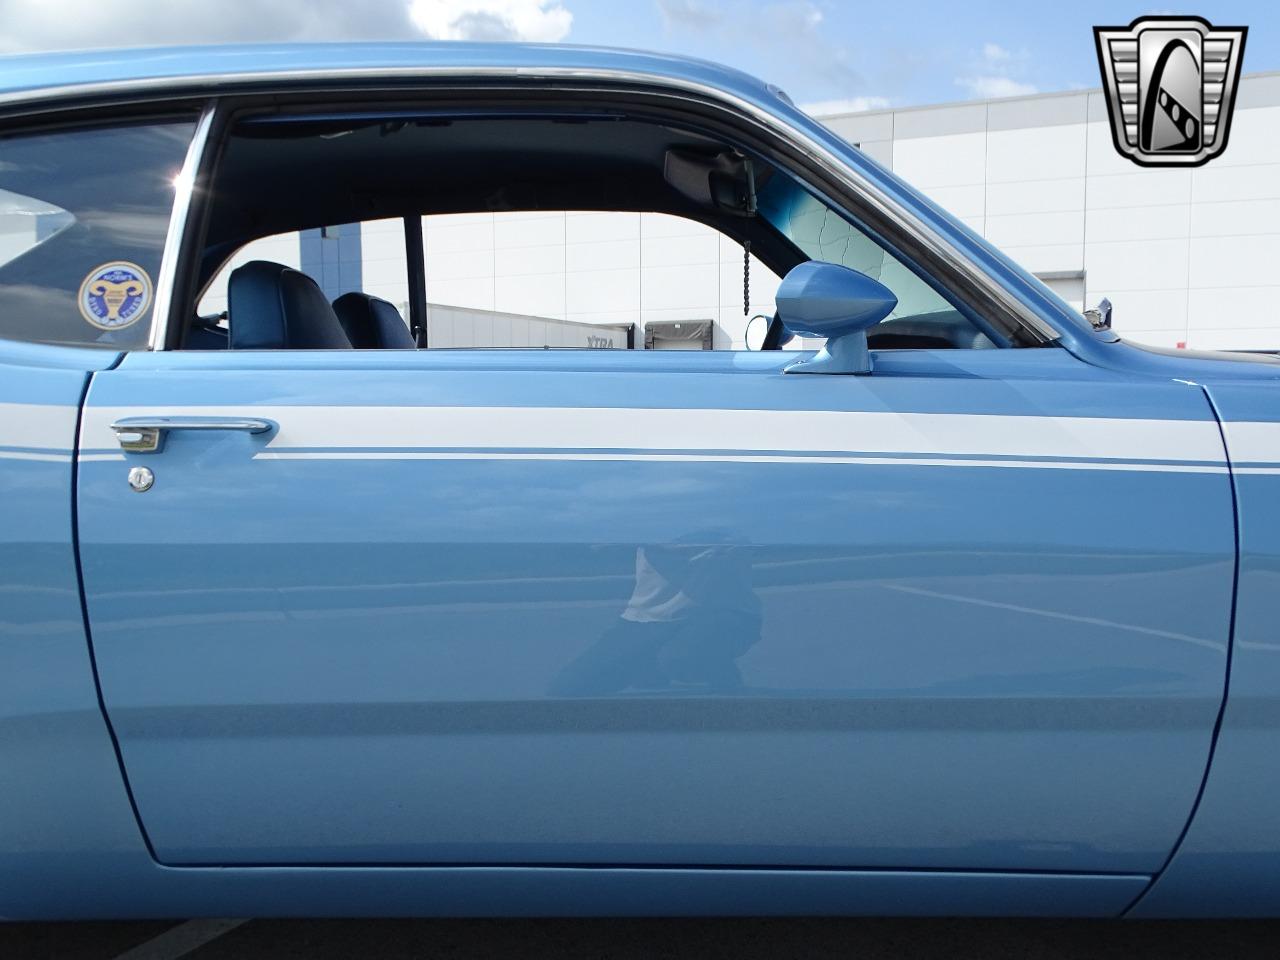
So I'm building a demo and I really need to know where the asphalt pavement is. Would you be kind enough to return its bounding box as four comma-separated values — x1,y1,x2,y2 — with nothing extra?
3,918,1279,959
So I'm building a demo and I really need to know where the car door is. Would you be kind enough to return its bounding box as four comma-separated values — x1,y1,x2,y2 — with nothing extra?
75,342,1234,876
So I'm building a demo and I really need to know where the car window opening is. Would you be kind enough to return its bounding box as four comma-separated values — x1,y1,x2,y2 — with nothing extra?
184,111,995,353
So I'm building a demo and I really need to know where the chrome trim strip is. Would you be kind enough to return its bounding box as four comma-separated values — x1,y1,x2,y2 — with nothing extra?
21,66,1061,345
147,102,216,351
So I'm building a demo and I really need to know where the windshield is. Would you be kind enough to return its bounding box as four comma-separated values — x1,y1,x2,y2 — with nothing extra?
758,173,970,325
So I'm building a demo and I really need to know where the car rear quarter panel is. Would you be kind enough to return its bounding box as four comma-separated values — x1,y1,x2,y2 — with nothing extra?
1083,340,1280,919
1130,380,1280,916
0,341,161,919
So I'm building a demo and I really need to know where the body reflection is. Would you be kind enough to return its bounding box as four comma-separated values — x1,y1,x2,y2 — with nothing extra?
551,537,761,696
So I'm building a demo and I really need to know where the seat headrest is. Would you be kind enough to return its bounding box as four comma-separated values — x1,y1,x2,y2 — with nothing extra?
228,260,351,350
332,292,416,349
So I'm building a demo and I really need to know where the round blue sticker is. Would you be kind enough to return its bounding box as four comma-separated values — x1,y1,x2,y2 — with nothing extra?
78,261,153,330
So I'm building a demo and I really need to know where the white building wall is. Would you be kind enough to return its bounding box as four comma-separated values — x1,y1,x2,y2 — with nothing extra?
823,72,1280,350
427,302,630,348
357,217,410,314
416,210,779,349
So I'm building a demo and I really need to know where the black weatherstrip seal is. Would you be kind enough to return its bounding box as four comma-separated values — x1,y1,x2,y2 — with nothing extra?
69,359,161,862
1121,383,1241,916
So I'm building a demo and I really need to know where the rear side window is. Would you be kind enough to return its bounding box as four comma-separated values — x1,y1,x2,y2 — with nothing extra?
0,120,195,349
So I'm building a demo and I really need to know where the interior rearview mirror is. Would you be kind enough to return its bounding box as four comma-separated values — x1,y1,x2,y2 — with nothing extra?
777,261,897,375
663,149,761,217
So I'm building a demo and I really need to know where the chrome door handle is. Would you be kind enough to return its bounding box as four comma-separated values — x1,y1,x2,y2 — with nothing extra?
110,416,275,453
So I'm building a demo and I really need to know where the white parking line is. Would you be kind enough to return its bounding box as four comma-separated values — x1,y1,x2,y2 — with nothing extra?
111,919,248,960
883,583,1226,652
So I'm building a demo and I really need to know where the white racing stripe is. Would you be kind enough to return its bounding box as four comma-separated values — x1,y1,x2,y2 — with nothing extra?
1222,421,1280,464
81,404,1233,468
0,450,71,462
0,402,77,451
254,450,1228,473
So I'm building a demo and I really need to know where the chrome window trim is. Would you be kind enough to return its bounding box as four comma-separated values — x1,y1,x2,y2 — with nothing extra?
148,102,216,351
20,66,1058,347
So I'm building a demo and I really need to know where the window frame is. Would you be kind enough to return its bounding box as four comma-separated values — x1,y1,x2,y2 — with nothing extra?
2,78,1063,353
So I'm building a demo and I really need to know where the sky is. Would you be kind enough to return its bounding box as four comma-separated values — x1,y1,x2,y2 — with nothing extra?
0,1,1276,112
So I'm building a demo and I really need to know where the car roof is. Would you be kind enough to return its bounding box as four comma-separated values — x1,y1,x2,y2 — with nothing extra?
0,42,786,105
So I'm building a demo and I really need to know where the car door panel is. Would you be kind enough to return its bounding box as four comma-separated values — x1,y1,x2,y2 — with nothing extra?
76,347,1233,872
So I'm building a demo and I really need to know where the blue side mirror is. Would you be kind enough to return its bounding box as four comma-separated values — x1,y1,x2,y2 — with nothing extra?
776,261,897,375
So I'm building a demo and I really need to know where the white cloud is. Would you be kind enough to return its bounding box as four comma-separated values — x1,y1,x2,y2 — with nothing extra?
658,0,820,33
799,96,891,116
0,0,571,54
955,40,1037,101
410,0,571,41
656,0,721,29
956,76,1038,99
783,0,823,30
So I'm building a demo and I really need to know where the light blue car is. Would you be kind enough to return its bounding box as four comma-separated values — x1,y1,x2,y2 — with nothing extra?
2,43,1278,921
